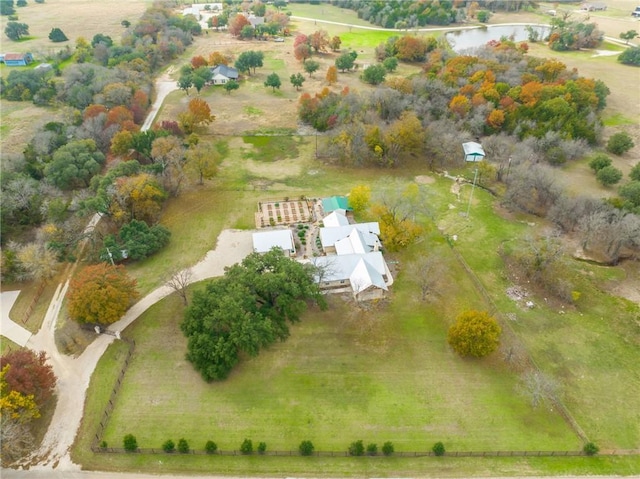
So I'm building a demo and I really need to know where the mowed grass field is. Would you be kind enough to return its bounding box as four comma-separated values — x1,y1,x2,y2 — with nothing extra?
73,168,640,475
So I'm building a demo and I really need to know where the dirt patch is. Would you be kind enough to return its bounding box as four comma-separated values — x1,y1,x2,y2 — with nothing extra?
415,175,436,184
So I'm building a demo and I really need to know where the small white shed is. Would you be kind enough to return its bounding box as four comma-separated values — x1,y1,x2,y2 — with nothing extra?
462,142,485,162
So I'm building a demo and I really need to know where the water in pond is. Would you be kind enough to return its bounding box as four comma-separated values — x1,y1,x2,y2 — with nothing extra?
446,25,550,53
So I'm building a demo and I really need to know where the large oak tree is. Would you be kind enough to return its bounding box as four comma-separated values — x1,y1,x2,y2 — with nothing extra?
181,249,325,381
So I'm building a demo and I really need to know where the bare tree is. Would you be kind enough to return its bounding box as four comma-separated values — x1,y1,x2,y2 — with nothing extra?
0,418,34,466
410,251,445,300
166,269,193,306
519,370,560,408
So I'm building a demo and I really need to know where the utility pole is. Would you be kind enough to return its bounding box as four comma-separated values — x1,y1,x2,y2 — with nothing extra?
465,168,479,219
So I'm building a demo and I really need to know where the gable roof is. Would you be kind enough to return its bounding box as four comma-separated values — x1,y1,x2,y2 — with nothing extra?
252,229,295,253
322,210,349,227
462,141,485,159
3,53,31,62
321,196,351,213
211,64,238,79
335,228,370,255
319,223,380,251
312,252,388,293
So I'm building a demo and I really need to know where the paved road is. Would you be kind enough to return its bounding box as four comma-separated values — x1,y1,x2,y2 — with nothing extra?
0,290,32,346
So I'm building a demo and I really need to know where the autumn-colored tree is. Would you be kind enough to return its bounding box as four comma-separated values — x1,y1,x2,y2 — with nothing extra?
449,94,471,118
208,51,231,66
179,98,214,134
447,310,501,358
130,90,149,124
228,13,251,37
67,263,139,325
395,36,432,62
329,35,342,51
106,106,135,129
185,143,221,185
294,42,312,63
109,173,168,225
0,366,40,423
0,351,56,407
83,104,108,121
110,130,134,156
191,55,208,69
326,65,338,85
519,81,543,107
348,185,371,215
384,111,424,162
309,29,329,53
16,242,59,282
486,109,505,130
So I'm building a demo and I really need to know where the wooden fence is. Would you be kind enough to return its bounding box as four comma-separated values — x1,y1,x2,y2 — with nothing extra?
92,337,136,450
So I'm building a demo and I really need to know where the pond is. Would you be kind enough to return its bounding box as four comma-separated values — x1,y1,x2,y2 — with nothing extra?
445,24,550,53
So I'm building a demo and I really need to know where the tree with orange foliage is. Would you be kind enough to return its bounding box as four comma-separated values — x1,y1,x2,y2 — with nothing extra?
228,13,251,37
520,81,543,107
67,263,139,325
486,109,505,130
191,55,208,69
83,104,108,120
109,173,167,225
208,51,231,66
449,94,471,118
106,106,134,128
179,98,214,134
130,90,149,124
309,30,329,53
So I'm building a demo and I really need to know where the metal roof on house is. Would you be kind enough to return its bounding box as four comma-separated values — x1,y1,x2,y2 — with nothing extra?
322,210,349,227
312,252,388,293
252,229,295,253
321,196,351,213
319,223,380,251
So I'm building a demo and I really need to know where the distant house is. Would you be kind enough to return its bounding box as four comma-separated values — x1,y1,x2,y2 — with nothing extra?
252,229,296,256
246,14,265,28
319,223,381,255
581,2,607,11
2,52,34,66
321,196,351,213
34,63,53,72
312,252,393,301
462,141,485,162
210,65,239,85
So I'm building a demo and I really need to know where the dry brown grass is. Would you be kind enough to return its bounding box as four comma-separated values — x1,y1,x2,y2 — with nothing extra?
0,0,149,57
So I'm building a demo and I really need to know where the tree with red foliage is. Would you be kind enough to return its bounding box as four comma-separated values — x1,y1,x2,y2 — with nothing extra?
0,350,56,407
229,14,251,37
106,106,135,128
191,55,208,69
83,104,108,121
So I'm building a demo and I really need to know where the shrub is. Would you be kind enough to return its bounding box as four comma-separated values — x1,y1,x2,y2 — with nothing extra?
596,165,623,186
618,46,640,66
48,27,68,42
257,442,267,454
583,442,599,456
348,440,365,456
205,440,218,454
240,438,253,455
607,132,635,155
630,162,640,181
99,440,108,449
299,440,315,456
432,441,445,456
477,10,491,22
162,439,175,453
588,153,612,172
382,441,394,456
447,310,501,358
177,438,189,454
366,443,378,456
123,434,137,452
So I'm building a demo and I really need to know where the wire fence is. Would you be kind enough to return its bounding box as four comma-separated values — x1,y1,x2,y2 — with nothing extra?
446,243,589,443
